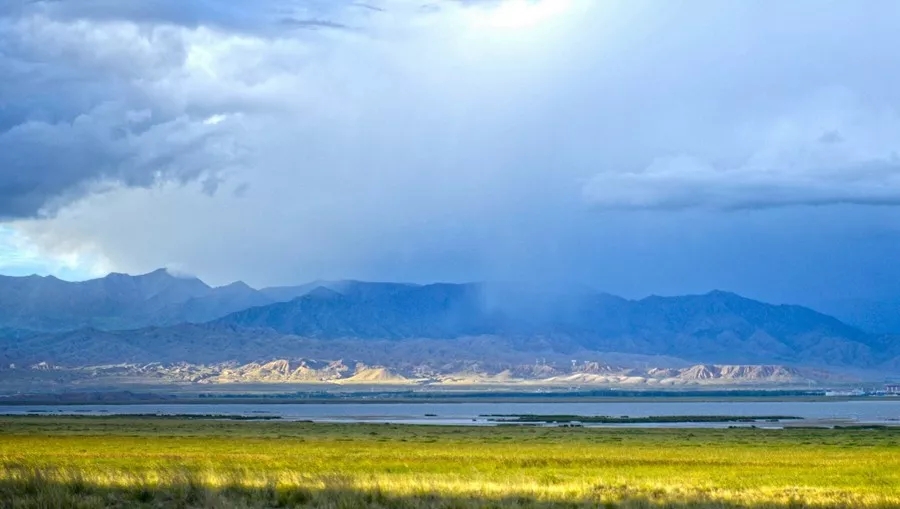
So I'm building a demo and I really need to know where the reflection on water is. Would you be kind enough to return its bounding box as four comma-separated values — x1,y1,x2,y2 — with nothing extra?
2,400,899,427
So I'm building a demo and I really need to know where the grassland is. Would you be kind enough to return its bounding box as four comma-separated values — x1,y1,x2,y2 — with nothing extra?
1,417,898,508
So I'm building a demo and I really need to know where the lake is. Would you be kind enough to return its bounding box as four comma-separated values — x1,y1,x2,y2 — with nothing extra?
2,399,899,427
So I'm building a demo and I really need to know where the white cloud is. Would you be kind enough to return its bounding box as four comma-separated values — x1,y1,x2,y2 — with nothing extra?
0,226,108,279
584,89,900,210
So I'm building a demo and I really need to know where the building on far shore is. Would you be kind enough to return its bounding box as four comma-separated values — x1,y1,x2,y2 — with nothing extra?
825,389,866,397
885,384,900,394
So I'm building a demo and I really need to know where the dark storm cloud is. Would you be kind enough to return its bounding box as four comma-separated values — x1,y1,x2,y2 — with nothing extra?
0,0,297,218
2,0,353,35
0,0,377,219
0,103,240,218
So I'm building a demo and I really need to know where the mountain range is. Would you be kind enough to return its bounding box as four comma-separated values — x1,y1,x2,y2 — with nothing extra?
0,269,898,385
0,269,268,330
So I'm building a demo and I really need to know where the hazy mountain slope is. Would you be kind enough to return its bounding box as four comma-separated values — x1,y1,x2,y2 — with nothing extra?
219,283,485,339
0,326,591,368
0,270,273,331
213,283,894,368
0,269,214,331
0,324,289,366
154,281,274,325
0,327,32,340
606,291,882,366
811,297,900,334
2,325,896,382
258,280,344,302
0,326,816,387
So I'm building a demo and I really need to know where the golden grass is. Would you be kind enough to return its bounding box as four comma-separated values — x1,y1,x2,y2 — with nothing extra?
1,417,898,508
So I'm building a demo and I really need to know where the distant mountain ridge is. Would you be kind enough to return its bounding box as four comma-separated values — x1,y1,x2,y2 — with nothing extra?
0,269,273,331
0,270,898,374
212,282,895,369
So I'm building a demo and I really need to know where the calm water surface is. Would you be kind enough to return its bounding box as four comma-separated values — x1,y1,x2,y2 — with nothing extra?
2,400,899,426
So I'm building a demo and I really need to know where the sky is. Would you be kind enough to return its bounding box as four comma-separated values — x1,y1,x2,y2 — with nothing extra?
2,0,900,305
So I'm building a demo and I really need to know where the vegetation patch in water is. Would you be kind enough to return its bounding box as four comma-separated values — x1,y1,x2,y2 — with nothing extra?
483,414,802,423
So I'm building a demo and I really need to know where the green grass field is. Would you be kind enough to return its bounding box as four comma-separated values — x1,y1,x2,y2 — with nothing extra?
1,417,898,508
